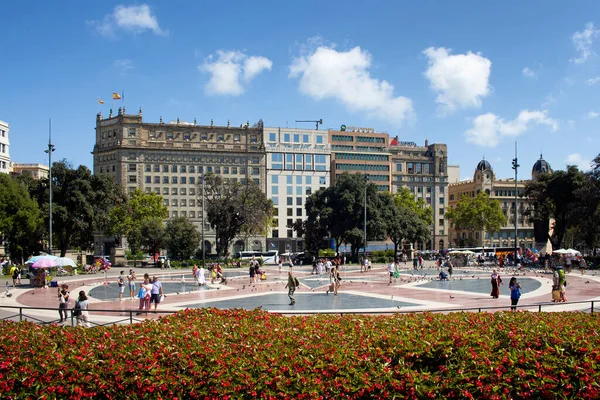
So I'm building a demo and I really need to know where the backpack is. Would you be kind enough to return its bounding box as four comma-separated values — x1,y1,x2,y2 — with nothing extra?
73,301,81,317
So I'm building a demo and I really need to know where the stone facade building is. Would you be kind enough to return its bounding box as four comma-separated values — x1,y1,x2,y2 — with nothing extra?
388,138,449,250
10,163,49,180
92,107,266,256
447,157,551,249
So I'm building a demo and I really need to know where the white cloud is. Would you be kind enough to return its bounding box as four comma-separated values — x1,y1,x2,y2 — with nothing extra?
565,153,592,171
289,45,413,124
423,47,491,115
587,111,599,119
571,22,599,64
522,67,537,78
89,4,166,37
465,110,558,147
585,76,600,85
200,50,272,96
113,59,134,74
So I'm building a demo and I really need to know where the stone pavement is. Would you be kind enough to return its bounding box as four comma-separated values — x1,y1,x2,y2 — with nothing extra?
1,262,599,326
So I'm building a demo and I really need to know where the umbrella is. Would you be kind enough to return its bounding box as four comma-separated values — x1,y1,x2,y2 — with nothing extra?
55,257,76,267
26,255,58,264
565,248,581,256
31,259,57,269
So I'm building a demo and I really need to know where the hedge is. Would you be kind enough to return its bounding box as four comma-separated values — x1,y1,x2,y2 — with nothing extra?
0,310,598,398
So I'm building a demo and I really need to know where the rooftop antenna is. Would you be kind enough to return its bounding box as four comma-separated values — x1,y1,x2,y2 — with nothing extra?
295,119,323,130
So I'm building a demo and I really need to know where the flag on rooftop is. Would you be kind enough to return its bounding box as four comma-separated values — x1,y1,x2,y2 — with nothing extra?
112,92,122,100
98,98,105,104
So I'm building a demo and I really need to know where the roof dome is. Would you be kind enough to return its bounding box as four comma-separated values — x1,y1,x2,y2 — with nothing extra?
476,159,492,171
532,154,552,175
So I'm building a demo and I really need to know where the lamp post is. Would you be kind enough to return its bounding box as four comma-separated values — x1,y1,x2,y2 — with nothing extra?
511,142,519,265
44,119,55,255
201,174,205,267
363,172,368,265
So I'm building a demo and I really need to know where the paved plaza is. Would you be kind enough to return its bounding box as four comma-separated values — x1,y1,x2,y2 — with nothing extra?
2,261,600,326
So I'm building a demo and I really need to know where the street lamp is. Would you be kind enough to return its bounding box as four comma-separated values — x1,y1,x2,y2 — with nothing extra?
44,119,55,255
363,172,368,265
200,174,205,267
511,142,519,265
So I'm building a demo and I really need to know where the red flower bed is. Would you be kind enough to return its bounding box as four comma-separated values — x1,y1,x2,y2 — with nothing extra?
0,309,599,399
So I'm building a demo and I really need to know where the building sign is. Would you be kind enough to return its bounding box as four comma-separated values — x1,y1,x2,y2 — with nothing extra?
397,141,417,147
340,125,375,133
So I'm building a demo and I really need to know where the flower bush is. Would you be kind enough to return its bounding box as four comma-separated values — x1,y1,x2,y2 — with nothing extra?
0,310,599,398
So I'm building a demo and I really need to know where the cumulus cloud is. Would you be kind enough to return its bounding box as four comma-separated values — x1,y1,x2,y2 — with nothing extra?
587,111,599,119
571,22,599,64
200,50,272,96
465,110,558,147
89,4,166,37
289,45,414,124
423,47,491,115
565,153,592,171
585,76,600,85
522,67,537,78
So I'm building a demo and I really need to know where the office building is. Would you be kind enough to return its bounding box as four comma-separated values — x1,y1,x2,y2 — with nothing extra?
388,138,449,250
92,107,266,256
10,163,49,180
329,125,391,191
264,127,331,253
447,157,546,249
0,120,10,174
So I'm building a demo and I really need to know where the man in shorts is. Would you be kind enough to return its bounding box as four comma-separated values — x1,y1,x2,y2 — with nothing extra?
150,276,164,311
117,271,126,301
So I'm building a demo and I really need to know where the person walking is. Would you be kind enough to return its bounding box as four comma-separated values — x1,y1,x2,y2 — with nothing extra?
127,269,137,300
197,265,206,286
117,271,126,301
57,284,70,323
150,276,164,311
447,259,454,280
75,291,90,328
285,270,298,305
509,277,522,311
490,269,503,299
387,259,395,285
332,265,341,295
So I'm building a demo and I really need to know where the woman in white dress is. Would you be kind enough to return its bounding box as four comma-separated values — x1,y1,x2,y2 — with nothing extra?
197,265,206,285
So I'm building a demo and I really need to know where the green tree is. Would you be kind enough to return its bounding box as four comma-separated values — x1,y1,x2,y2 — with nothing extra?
22,160,125,257
524,165,587,249
0,174,43,262
165,217,201,261
109,189,168,254
202,174,273,256
140,218,167,266
445,192,506,246
383,192,430,256
571,154,600,249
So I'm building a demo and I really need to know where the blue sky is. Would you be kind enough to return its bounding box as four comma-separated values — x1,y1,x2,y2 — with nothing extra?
1,1,600,180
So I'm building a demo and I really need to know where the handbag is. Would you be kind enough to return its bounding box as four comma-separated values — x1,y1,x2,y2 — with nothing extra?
138,287,145,299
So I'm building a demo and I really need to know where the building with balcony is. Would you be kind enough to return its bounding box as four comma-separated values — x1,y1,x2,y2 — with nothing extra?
447,157,545,249
389,138,449,250
0,120,10,174
329,126,391,191
92,107,266,256
264,127,331,254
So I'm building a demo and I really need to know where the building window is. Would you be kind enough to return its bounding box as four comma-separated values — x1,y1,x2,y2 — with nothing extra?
171,199,178,206
251,167,259,175
450,194,455,201
287,186,293,195
284,133,290,142
171,165,178,173
128,128,136,137
293,134,299,143
171,188,178,195
273,186,279,195
287,197,293,206
172,211,178,218
297,208,302,216
189,211,195,218
163,165,169,172
296,197,302,205
163,199,169,206
272,197,279,205
153,164,160,172
316,135,323,144
154,176,160,184
272,230,279,238
180,188,187,195
269,132,276,142
190,199,195,207
396,163,403,172
172,177,178,184
128,164,136,172
319,176,326,185
181,177,187,184
189,177,195,184
163,176,169,184
145,176,151,183
303,134,309,143
163,188,169,195
145,164,151,172
128,175,137,183
154,188,160,194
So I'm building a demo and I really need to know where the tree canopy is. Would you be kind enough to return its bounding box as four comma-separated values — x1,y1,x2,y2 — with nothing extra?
165,217,201,261
445,191,506,246
0,174,43,262
202,174,273,256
